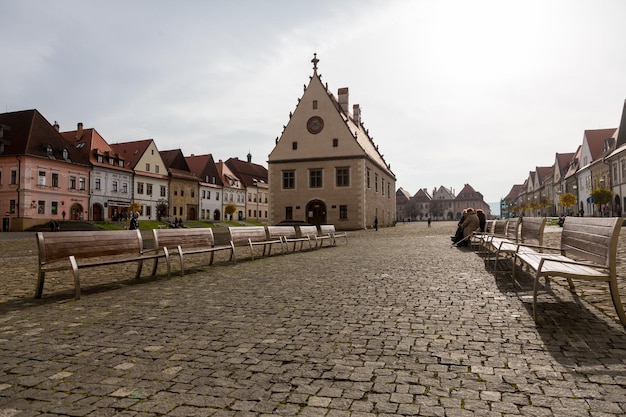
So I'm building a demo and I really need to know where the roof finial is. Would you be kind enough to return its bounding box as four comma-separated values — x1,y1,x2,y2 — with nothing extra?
311,53,319,73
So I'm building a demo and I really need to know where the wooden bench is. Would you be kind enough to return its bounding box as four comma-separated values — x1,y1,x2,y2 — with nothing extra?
469,219,495,250
35,230,169,300
152,228,234,276
477,219,508,255
492,217,546,277
228,226,284,261
486,217,520,256
512,216,626,326
298,225,322,249
267,226,313,252
319,224,348,246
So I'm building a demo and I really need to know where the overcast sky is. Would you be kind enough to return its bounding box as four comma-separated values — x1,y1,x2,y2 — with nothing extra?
3,1,626,206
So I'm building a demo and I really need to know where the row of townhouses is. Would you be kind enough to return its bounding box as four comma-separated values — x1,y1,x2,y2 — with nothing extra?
0,55,397,232
502,100,626,219
395,184,492,221
0,109,269,232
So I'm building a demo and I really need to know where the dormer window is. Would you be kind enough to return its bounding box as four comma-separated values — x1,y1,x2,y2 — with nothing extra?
97,155,103,163
46,144,54,158
62,148,69,160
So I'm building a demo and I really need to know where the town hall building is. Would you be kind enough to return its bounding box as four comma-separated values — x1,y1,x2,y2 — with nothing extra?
268,55,396,230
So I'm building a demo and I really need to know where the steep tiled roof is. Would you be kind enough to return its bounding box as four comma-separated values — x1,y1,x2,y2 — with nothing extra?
584,128,617,161
185,154,223,186
225,157,268,188
413,188,432,201
61,127,133,173
0,109,90,166
504,184,524,200
110,139,153,170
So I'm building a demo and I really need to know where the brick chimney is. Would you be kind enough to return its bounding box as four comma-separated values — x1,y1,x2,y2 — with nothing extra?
338,87,349,113
53,121,60,132
76,122,83,141
353,104,360,125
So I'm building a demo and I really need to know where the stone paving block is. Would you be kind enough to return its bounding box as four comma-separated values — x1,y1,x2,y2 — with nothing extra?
1,223,626,416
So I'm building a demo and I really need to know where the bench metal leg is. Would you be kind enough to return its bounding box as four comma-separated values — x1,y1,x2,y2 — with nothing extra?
609,278,626,326
69,255,81,300
34,270,45,299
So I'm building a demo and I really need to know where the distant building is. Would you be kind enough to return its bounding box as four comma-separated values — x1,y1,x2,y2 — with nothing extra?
396,184,490,221
0,109,91,231
185,153,223,221
110,139,170,221
268,54,396,230
61,123,133,222
225,154,269,223
160,149,199,220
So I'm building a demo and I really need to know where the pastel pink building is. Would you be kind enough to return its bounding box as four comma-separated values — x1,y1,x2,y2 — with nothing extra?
0,110,91,231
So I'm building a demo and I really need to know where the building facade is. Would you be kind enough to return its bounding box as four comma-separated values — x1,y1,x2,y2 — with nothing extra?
268,55,396,230
0,110,91,231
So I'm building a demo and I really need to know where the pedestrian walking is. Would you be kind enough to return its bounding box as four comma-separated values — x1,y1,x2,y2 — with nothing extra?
129,211,139,230
374,216,378,231
427,217,432,228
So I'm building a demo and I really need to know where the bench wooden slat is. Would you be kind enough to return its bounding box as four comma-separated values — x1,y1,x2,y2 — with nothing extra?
228,226,283,261
511,216,626,327
153,228,234,276
36,230,169,300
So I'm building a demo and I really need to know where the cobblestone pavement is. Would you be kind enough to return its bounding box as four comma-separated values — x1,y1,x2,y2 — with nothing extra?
1,221,626,416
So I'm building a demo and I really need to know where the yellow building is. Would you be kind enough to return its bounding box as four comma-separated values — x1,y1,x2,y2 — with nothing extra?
268,55,396,230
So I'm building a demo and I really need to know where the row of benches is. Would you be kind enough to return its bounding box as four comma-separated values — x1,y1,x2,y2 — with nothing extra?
35,224,347,300
473,216,626,328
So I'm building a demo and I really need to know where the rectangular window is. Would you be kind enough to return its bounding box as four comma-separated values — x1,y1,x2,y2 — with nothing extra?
146,183,153,196
122,183,128,193
51,201,58,215
69,176,76,189
333,138,338,147
146,206,152,217
137,182,144,194
145,163,150,171
283,170,295,189
38,171,46,186
202,190,206,199
161,185,166,197
375,173,379,192
9,200,16,214
216,192,220,201
79,177,86,190
387,183,391,198
292,141,298,150
309,169,322,188
112,181,118,192
10,170,17,185
382,179,385,196
179,207,183,216
108,158,114,165
180,188,184,197
313,100,318,109
97,155,103,163
367,169,371,188
207,190,211,199
155,165,159,174
38,200,45,214
286,206,293,220
336,168,350,187
174,186,178,196
339,205,348,220
95,178,101,190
